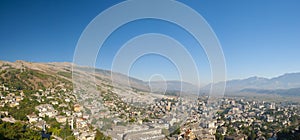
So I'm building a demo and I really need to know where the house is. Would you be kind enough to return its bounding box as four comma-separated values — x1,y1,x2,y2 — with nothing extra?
50,101,59,105
15,96,23,102
0,102,5,107
0,111,8,116
82,114,89,120
36,104,58,117
55,115,67,123
76,118,87,129
2,117,16,123
267,116,274,123
0,93,5,99
9,101,19,107
45,111,57,118
65,98,71,102
65,111,72,116
74,104,82,112
27,113,39,123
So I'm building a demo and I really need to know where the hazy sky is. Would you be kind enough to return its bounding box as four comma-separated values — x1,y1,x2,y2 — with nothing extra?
1,0,300,84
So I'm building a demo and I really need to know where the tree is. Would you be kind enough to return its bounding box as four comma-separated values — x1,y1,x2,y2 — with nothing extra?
215,133,224,140
95,129,112,140
59,119,73,139
0,121,40,139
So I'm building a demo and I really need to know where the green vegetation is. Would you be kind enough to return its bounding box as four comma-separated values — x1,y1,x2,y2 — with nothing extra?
57,71,72,79
44,116,61,128
95,129,112,140
1,98,39,121
1,68,54,90
277,127,300,139
215,133,224,140
129,117,135,123
0,120,41,140
59,121,74,139
169,127,181,137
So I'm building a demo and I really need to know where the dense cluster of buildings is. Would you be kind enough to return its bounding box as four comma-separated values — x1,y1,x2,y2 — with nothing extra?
86,90,300,140
0,84,97,140
1,80,300,140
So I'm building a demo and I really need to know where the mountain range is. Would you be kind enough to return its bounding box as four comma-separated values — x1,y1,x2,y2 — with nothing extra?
1,60,300,97
202,73,300,97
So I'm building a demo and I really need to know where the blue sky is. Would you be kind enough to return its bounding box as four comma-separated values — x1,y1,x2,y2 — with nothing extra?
1,0,300,84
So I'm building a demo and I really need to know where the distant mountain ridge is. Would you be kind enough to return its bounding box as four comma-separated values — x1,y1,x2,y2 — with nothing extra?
202,72,300,96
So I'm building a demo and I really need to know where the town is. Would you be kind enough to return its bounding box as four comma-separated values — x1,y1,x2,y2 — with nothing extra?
0,64,299,140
